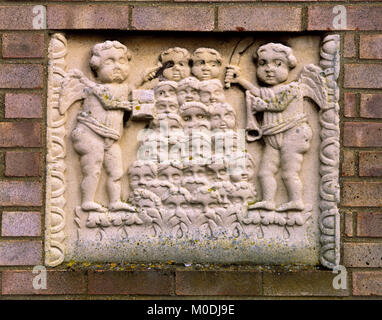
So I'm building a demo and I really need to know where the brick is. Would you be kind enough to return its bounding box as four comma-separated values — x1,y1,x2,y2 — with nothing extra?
2,33,45,58
2,271,86,295
5,93,42,119
47,5,130,29
342,149,355,177
218,7,302,31
343,182,382,207
359,152,382,177
263,271,348,296
0,6,35,30
360,94,382,119
353,272,382,296
344,34,356,58
5,152,41,177
176,271,261,296
344,212,353,237
308,6,382,31
132,6,214,31
1,212,41,237
0,122,41,147
343,93,357,118
344,243,382,267
0,241,41,266
88,271,174,295
360,35,382,59
344,64,382,89
0,181,42,206
0,64,43,89
357,212,382,237
343,122,382,147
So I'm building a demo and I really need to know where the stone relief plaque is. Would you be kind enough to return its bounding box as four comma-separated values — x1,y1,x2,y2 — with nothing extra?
46,33,340,268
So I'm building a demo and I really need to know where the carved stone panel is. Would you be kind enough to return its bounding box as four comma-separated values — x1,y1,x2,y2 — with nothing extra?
46,33,340,268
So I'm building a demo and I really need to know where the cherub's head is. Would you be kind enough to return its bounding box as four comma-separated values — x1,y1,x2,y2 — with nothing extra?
182,161,209,194
228,153,255,183
158,161,183,186
199,79,225,105
207,155,230,182
209,102,236,131
128,160,157,190
90,41,132,83
155,98,179,115
192,185,222,215
179,101,210,134
176,77,200,106
254,43,297,86
191,48,223,81
160,47,191,82
162,187,192,216
154,81,177,100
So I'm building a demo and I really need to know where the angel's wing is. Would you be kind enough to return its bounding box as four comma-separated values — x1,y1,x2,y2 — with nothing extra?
58,69,88,115
299,64,328,110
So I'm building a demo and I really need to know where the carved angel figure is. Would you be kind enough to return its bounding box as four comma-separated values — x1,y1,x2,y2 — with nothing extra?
225,42,327,213
59,41,133,213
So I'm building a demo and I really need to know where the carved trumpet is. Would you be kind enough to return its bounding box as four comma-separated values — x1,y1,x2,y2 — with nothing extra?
245,92,263,142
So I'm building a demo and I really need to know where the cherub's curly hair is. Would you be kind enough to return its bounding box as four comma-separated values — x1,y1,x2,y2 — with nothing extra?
160,47,190,63
191,48,222,65
254,43,297,69
128,160,158,177
89,41,132,72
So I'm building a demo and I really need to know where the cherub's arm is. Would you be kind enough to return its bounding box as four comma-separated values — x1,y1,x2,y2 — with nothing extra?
225,65,260,97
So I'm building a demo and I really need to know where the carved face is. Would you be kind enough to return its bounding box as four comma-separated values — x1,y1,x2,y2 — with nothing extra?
207,162,230,182
229,160,255,183
182,165,209,193
228,185,256,206
162,52,191,81
200,83,225,105
155,84,177,100
192,51,221,81
181,107,210,134
96,47,130,83
194,192,220,215
158,166,183,185
256,50,289,86
155,99,178,114
163,194,190,215
129,165,156,190
210,106,236,130
177,86,200,106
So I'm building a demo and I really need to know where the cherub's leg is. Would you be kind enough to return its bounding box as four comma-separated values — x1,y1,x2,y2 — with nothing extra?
253,143,280,210
104,142,132,211
72,125,105,212
277,123,312,212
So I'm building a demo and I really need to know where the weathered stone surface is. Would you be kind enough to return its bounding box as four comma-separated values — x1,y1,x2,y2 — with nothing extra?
343,182,382,207
353,272,382,296
0,6,35,30
343,243,382,267
0,241,42,266
342,149,355,177
344,212,353,237
263,270,349,296
344,64,382,89
0,122,41,147
5,151,41,177
360,35,382,59
343,93,357,118
357,212,382,237
88,271,174,295
132,6,214,31
359,151,382,177
0,181,42,206
343,122,382,147
2,271,86,295
4,93,42,119
0,65,43,89
360,94,382,119
344,34,356,58
2,32,45,58
218,7,302,31
176,270,262,296
1,212,41,237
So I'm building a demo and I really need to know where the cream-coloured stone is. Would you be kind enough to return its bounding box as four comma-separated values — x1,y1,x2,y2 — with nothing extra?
46,34,340,268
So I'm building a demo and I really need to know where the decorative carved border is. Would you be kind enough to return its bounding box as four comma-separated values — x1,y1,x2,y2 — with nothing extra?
318,34,341,269
45,33,341,268
45,33,68,267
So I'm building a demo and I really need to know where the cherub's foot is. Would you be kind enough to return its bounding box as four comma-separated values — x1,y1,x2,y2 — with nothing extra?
276,200,305,212
251,201,276,211
109,201,135,212
82,201,106,212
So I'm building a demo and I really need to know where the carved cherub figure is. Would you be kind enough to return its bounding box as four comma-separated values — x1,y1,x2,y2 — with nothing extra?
60,41,133,213
128,160,157,191
179,101,210,135
155,98,179,115
176,77,200,106
209,102,237,131
181,161,209,194
225,43,326,212
154,80,177,100
199,79,226,105
191,48,223,81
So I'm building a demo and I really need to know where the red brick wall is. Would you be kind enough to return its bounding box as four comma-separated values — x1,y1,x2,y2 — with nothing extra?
0,1,381,298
